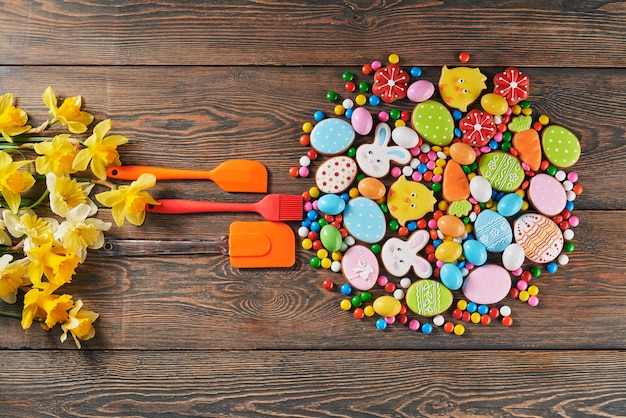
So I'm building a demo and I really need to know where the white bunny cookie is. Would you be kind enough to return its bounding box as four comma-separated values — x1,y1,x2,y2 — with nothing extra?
381,230,432,278
356,122,411,178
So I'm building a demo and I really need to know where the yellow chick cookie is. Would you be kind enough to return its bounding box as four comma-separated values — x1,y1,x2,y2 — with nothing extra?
438,66,487,112
387,176,437,226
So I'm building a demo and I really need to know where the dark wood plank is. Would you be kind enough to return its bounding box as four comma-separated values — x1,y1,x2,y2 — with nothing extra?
1,0,625,67
0,350,625,417
0,209,621,350
0,66,621,209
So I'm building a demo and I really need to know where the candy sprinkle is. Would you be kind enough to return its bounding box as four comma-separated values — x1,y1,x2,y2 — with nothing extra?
292,54,582,337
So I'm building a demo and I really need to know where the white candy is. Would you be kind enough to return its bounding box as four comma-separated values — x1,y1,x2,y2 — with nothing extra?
342,99,354,109
393,289,405,300
299,156,311,167
400,277,412,288
555,170,567,181
402,165,414,177
563,229,575,240
433,314,445,326
297,226,309,238
500,305,512,317
331,260,342,272
557,254,569,265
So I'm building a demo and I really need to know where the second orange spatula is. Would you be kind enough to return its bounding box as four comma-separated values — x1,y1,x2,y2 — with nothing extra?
106,159,268,193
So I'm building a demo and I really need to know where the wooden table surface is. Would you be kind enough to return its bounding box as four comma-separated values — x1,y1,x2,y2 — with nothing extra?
1,1,625,416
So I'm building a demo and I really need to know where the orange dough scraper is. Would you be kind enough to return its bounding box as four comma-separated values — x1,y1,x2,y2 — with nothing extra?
98,221,295,268
106,160,268,193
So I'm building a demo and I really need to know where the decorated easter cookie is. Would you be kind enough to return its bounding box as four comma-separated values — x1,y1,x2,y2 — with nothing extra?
341,245,379,291
405,279,454,317
528,173,567,216
474,210,513,253
514,213,564,263
512,129,541,171
315,156,357,193
372,64,410,103
381,230,432,279
356,123,411,178
387,176,436,226
478,151,524,192
310,117,355,155
342,197,386,243
442,159,470,202
459,109,496,147
438,66,487,111
462,264,511,304
411,100,454,146
542,125,581,168
493,67,529,105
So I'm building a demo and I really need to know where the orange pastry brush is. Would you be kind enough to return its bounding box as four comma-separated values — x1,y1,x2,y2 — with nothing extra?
146,194,303,221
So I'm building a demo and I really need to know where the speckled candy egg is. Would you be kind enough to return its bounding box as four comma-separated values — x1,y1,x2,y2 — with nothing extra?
514,213,564,263
462,264,511,305
342,197,386,243
350,107,374,136
310,118,355,155
315,156,357,194
405,279,454,317
411,100,454,146
474,210,512,253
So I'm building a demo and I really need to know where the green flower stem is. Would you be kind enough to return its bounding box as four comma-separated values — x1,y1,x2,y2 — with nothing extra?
10,136,51,143
0,311,42,322
28,188,50,209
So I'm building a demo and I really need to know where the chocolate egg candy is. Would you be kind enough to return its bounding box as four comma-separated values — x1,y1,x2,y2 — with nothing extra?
449,142,476,165
320,224,343,252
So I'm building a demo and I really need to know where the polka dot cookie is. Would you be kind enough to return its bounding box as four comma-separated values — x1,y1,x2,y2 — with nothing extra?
541,125,581,168
410,100,454,146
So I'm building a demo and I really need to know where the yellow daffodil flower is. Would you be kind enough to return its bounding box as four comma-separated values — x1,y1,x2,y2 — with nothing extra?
72,119,128,180
42,87,94,134
46,173,96,218
0,151,36,213
22,281,73,330
60,299,99,349
0,254,29,304
55,203,111,262
34,134,78,176
96,173,158,227
26,241,80,288
0,93,32,143
3,208,58,251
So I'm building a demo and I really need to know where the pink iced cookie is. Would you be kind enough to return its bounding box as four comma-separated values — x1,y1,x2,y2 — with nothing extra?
528,173,567,217
341,245,380,291
462,264,511,305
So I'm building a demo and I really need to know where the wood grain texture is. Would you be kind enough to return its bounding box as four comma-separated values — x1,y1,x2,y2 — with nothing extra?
1,0,626,67
1,350,625,417
1,0,625,416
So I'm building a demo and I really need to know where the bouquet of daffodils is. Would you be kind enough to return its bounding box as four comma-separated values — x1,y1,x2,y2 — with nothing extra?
0,87,158,348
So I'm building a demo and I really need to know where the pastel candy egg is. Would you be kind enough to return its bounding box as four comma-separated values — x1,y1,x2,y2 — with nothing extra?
435,240,462,263
440,263,463,290
317,193,345,215
474,210,512,253
341,245,379,291
391,126,419,148
407,79,435,102
343,197,386,243
469,175,493,203
514,213,564,263
462,264,511,304
411,100,454,146
497,193,523,217
351,107,374,136
502,243,525,271
315,156,357,194
373,295,402,317
449,142,476,165
462,239,488,266
357,177,386,200
310,118,355,155
541,125,581,168
480,93,509,116
478,151,524,192
320,224,343,252
437,215,465,238
405,279,454,317
528,173,567,216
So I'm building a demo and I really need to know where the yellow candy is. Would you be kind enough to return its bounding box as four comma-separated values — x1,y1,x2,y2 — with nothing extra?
437,200,449,211
511,104,522,115
433,166,444,175
435,240,462,262
355,94,367,106
309,186,320,198
539,114,550,125
331,251,343,261
320,257,332,269
363,305,375,317
454,324,466,336
316,249,328,259
348,187,359,198
519,290,530,302
302,238,313,250
302,122,313,133
388,53,400,64
394,119,406,128
340,299,352,311
480,93,508,116
334,104,345,115
521,107,532,116
457,299,468,310
471,312,481,324
528,285,539,296
373,295,402,317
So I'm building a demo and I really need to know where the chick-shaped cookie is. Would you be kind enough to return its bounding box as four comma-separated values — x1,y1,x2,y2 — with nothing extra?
387,176,436,226
438,66,487,112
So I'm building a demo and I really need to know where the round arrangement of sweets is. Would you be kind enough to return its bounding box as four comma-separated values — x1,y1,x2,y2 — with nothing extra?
291,53,582,336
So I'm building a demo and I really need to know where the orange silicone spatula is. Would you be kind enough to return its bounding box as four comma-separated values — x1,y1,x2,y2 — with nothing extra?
98,221,295,268
106,160,268,193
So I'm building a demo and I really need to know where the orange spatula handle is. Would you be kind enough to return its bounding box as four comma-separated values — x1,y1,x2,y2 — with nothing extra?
147,199,257,215
107,166,213,181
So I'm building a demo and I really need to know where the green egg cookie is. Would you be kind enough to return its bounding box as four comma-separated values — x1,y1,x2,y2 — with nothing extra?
478,151,524,192
411,100,454,146
541,125,581,168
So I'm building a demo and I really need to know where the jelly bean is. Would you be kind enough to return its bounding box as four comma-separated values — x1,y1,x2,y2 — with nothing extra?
317,194,345,216
437,215,465,238
320,224,342,252
435,241,462,263
373,295,402,317
462,239,488,266
357,177,386,200
480,93,508,116
440,263,463,290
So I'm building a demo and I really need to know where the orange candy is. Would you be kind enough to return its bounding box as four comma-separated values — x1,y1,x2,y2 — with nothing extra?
449,142,476,165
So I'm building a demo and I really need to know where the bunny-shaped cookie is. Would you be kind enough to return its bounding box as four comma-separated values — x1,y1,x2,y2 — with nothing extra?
381,229,432,278
356,122,411,178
